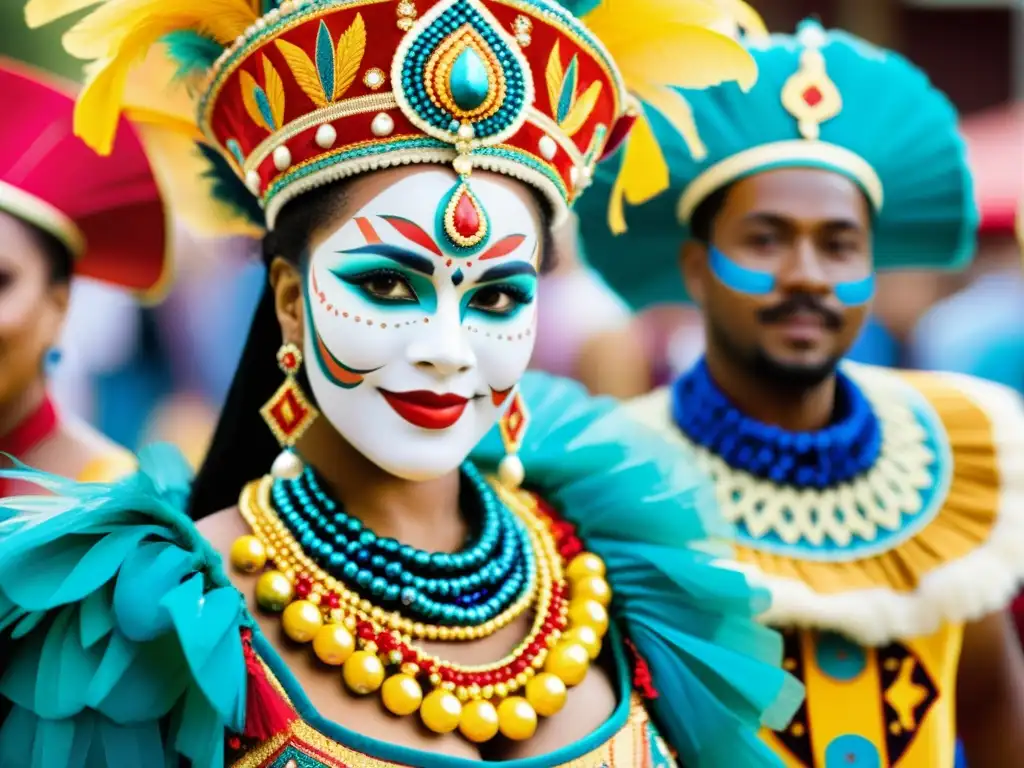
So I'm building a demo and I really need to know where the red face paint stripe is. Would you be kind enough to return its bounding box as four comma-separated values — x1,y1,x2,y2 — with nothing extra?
355,216,382,244
491,386,514,406
379,215,443,257
479,233,527,261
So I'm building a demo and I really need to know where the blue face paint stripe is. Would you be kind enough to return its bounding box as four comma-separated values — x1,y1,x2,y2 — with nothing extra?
475,262,538,283
338,244,435,276
834,274,875,305
708,246,876,306
708,246,774,295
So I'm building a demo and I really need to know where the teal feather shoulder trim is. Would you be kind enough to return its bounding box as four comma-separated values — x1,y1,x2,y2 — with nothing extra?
471,372,804,767
0,445,247,768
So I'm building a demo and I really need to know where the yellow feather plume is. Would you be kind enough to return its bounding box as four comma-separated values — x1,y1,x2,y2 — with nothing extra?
545,41,564,116
239,71,270,133
276,39,328,108
334,13,366,101
579,0,763,232
24,0,102,28
262,56,286,129
561,80,603,138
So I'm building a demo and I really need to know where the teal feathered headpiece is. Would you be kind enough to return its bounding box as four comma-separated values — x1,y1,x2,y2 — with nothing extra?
575,19,978,309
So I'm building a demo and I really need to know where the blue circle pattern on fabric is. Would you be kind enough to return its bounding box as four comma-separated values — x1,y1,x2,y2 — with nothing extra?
815,632,867,681
671,360,883,488
824,735,882,767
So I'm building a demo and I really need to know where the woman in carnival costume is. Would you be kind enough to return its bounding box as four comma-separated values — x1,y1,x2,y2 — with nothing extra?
0,0,803,766
0,58,169,491
574,17,1024,768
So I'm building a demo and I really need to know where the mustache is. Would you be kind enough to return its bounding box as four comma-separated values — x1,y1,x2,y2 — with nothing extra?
758,293,843,329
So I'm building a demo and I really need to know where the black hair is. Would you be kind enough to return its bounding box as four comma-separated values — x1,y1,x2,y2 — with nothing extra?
24,223,73,283
689,183,734,244
188,178,556,520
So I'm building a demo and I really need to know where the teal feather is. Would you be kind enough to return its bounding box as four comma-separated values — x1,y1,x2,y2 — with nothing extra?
315,20,335,101
470,372,804,767
557,55,579,123
160,31,224,79
253,86,277,132
197,143,264,226
0,445,247,768
576,19,978,309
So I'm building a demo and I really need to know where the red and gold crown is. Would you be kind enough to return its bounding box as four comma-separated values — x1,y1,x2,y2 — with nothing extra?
27,0,761,240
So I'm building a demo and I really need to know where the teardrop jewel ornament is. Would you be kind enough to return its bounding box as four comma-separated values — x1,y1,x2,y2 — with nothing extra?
391,0,533,148
436,178,490,253
261,342,318,477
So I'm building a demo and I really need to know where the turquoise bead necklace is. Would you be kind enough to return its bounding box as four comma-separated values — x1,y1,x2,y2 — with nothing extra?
270,462,534,627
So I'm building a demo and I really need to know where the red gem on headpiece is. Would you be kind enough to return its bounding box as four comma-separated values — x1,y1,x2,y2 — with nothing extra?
453,189,482,240
802,86,823,107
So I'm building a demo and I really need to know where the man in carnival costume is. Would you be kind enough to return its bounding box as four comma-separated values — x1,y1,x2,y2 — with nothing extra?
575,18,1024,768
0,0,803,766
0,59,169,490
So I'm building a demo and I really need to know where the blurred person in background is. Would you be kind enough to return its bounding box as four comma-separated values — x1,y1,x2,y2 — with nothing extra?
0,0,803,766
0,59,168,492
577,18,1024,767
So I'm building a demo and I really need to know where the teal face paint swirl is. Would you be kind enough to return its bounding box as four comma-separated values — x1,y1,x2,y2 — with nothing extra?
708,246,876,306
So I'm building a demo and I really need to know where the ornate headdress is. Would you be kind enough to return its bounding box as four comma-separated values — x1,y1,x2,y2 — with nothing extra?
0,58,170,300
575,19,978,309
27,0,763,248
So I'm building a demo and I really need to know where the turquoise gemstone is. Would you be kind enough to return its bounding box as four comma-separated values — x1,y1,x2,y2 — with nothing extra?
449,46,490,111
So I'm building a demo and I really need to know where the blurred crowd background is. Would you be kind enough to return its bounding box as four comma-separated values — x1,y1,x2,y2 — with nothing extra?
0,0,1021,467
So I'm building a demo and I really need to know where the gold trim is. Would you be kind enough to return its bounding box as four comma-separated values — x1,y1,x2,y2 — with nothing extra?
0,180,86,258
676,140,884,223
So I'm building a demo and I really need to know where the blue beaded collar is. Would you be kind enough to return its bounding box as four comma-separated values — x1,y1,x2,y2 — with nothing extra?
670,359,884,488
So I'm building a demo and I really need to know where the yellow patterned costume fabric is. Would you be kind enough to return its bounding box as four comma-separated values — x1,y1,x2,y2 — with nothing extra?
628,363,1024,767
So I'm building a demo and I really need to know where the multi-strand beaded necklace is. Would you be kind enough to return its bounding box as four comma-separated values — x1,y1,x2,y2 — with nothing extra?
231,462,612,744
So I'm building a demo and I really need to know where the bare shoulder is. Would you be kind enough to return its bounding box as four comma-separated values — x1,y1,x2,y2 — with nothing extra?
196,506,251,556
27,417,136,481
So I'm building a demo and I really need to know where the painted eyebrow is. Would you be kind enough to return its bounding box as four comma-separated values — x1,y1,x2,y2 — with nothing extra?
336,244,436,276
474,262,537,283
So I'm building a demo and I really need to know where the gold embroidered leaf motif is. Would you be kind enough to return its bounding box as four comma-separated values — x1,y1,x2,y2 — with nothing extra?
239,70,271,132
276,38,328,108
560,79,602,137
545,41,564,115
263,56,286,129
333,13,367,101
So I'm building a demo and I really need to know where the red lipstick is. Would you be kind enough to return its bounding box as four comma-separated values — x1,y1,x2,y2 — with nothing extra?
379,389,470,430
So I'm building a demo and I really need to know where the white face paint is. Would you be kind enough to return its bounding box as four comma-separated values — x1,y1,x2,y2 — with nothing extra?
302,168,540,481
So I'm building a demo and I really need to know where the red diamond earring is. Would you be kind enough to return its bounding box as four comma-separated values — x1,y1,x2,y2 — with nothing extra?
498,390,529,488
260,342,318,479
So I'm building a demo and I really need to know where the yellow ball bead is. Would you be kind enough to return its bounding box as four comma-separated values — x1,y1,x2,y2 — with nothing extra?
564,625,602,660
420,689,463,734
458,699,500,743
312,624,355,665
574,575,612,607
566,552,606,582
229,535,267,573
497,697,538,741
381,674,423,716
525,673,567,717
343,650,385,695
282,600,323,643
568,599,609,636
255,571,294,612
545,642,590,686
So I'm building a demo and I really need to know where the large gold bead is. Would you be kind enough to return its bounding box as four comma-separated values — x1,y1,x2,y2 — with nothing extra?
381,674,423,716
420,689,463,734
545,642,590,686
525,672,567,717
566,552,605,582
282,600,323,643
497,697,538,741
342,651,385,695
563,625,602,660
312,624,355,666
568,599,609,636
573,576,612,607
230,535,267,573
458,699,500,743
255,571,294,612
